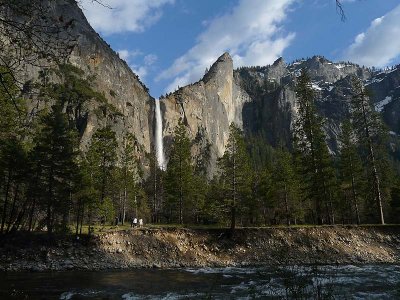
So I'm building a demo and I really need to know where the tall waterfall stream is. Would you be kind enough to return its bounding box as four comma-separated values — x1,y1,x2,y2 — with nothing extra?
155,99,165,170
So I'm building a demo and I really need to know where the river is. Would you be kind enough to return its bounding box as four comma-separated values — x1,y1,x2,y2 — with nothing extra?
1,264,400,299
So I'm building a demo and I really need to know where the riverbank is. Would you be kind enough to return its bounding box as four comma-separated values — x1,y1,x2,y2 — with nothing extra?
1,226,400,272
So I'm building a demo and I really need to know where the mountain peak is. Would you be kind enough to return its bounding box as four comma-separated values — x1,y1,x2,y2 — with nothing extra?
273,57,285,66
218,52,232,62
310,55,331,64
202,52,233,83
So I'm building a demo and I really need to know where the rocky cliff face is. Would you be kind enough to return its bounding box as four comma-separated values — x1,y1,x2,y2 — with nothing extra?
14,0,154,154
160,53,251,172
367,68,400,134
10,1,400,172
162,54,400,170
65,0,154,152
236,56,379,152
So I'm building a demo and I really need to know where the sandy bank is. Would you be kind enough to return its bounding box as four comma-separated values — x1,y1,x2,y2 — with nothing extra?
1,226,400,271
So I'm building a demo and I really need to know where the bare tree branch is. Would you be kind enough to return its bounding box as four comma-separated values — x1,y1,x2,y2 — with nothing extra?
0,0,111,127
0,0,112,87
336,0,346,22
76,0,113,9
89,0,113,9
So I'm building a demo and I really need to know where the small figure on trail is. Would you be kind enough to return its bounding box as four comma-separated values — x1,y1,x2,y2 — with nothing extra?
133,218,138,228
139,219,143,227
115,217,119,226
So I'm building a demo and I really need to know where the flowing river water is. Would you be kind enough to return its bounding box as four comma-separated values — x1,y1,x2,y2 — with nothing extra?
1,264,400,299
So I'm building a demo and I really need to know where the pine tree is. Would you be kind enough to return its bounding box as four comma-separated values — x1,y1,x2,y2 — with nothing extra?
146,148,163,223
271,148,302,225
218,123,251,233
164,120,193,224
33,104,78,235
294,69,337,225
390,178,400,223
0,67,28,234
257,166,274,225
338,120,365,224
85,125,117,233
0,139,28,233
48,64,108,134
118,132,141,224
73,155,99,236
86,125,118,204
350,77,387,224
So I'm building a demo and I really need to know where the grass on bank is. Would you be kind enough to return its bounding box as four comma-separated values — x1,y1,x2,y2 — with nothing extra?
1,223,399,244
69,223,400,236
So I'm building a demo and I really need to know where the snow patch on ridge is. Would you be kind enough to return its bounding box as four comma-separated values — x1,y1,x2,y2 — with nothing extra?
366,77,385,85
375,96,392,112
311,83,322,91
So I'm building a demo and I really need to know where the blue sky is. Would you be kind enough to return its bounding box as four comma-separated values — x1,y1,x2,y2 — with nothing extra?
79,0,400,98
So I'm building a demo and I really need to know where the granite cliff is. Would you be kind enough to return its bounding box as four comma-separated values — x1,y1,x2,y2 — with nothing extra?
159,53,251,173
64,0,154,153
7,1,400,173
8,0,154,155
160,54,400,171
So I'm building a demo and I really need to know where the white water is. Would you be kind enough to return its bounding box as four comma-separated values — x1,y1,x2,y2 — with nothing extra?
155,99,166,170
6,265,400,299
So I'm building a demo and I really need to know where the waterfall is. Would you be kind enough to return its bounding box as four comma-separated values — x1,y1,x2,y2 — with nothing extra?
155,99,166,170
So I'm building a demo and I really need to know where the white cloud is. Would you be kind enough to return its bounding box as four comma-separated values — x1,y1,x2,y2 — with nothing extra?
132,66,148,79
117,49,141,61
144,54,158,66
117,50,130,61
79,0,175,35
157,0,295,93
344,4,400,67
117,49,157,80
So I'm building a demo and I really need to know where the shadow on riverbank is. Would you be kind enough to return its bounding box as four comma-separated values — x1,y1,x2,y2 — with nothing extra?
1,225,400,272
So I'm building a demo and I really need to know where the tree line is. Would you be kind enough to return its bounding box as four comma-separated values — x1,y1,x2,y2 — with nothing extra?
152,69,398,232
0,66,399,238
0,64,147,236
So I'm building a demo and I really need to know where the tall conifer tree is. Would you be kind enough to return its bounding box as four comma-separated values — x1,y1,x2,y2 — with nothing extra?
33,104,78,234
165,120,193,224
338,120,365,224
118,132,141,224
86,125,118,204
271,148,302,225
294,69,337,225
218,123,251,233
350,77,388,224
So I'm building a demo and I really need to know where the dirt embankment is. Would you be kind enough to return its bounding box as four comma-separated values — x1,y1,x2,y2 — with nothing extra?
1,226,400,272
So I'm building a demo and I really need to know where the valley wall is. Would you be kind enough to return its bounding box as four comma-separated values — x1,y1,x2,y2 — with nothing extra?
15,0,155,154
9,1,400,173
160,53,251,172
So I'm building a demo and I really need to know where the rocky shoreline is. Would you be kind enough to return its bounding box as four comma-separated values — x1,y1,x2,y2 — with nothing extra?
1,226,400,272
